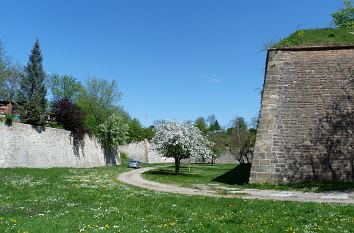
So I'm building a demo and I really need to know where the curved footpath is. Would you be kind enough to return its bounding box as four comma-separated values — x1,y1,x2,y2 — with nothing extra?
117,167,354,204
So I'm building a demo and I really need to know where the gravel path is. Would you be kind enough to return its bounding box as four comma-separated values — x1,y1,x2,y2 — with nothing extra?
117,167,221,197
117,167,354,204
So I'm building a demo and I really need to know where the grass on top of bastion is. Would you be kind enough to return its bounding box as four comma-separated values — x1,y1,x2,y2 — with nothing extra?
272,28,354,48
0,158,353,233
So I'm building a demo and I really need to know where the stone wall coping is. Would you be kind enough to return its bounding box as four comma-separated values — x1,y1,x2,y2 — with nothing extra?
269,45,354,51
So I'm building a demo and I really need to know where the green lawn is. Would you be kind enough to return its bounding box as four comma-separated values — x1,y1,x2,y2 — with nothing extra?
273,28,354,48
144,164,237,187
144,164,354,192
0,161,353,233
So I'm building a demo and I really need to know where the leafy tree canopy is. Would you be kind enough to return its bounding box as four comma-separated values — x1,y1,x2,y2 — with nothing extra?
77,77,122,136
48,74,82,102
0,41,21,101
194,117,208,134
332,0,354,28
209,119,221,132
52,98,87,140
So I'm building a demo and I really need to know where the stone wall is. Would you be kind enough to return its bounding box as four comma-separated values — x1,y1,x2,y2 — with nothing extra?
120,140,236,164
215,152,237,164
0,122,119,168
119,139,174,163
251,46,354,184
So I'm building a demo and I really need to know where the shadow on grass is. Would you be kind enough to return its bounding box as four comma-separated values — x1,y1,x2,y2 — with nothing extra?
146,168,202,178
212,163,252,185
212,163,354,191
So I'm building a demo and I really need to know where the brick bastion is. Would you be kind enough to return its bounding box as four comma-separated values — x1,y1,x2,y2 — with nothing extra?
250,45,354,184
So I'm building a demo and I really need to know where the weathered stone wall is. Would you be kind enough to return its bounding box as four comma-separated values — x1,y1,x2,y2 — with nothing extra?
183,152,236,164
215,152,236,164
251,46,354,184
119,139,174,163
120,140,235,164
0,122,119,168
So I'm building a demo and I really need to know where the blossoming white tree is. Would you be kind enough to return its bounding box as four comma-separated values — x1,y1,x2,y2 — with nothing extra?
98,113,129,164
152,120,214,175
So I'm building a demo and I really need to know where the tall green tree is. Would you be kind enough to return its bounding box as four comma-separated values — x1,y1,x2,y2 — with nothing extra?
195,117,208,134
0,41,21,101
78,77,122,135
127,118,145,142
208,130,227,165
127,118,156,143
17,39,47,125
0,42,8,97
227,116,253,164
332,0,354,28
209,119,221,132
48,74,82,102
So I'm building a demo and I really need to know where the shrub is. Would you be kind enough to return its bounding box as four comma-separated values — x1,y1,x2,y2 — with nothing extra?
5,114,13,125
120,151,128,159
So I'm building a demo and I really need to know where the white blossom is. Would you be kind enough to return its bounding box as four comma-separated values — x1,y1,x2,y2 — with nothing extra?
151,120,214,160
98,113,129,147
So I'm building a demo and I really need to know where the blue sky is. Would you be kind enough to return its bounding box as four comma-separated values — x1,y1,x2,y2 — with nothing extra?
0,0,344,126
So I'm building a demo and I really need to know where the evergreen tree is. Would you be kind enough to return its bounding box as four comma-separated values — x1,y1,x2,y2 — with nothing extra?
209,119,221,132
18,39,47,125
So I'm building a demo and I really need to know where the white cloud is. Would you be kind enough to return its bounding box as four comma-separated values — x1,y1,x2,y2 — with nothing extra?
199,74,222,83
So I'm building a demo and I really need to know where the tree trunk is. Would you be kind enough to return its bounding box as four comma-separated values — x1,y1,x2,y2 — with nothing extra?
175,157,180,175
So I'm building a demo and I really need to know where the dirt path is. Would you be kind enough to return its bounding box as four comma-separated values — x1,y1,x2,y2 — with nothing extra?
117,167,354,204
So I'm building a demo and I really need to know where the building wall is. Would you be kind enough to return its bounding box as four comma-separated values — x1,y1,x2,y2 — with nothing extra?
0,122,119,168
250,46,354,184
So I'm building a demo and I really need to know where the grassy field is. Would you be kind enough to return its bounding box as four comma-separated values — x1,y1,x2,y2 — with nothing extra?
0,161,353,233
144,164,354,192
144,164,237,187
272,28,354,48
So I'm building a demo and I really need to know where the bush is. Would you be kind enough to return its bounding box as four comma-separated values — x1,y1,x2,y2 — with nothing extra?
5,114,13,125
120,151,128,159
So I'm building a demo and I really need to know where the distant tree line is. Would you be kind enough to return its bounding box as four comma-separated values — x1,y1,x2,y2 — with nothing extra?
193,114,258,164
0,39,153,150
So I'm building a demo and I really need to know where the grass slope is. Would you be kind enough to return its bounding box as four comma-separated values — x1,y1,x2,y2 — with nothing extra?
273,28,354,48
0,161,353,232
